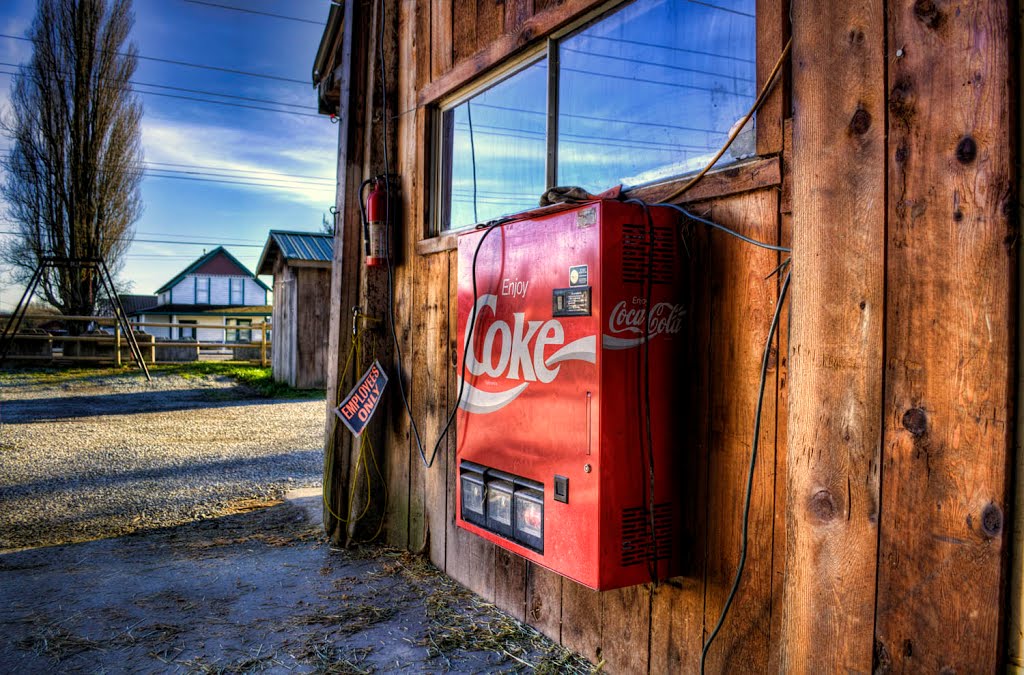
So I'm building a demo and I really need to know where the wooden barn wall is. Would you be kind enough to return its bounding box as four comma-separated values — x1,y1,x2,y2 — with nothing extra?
323,0,1018,671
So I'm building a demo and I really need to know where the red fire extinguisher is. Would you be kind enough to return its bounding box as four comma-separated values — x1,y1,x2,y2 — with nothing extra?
364,177,388,267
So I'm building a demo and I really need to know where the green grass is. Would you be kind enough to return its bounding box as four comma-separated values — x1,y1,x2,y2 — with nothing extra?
1,362,325,399
155,362,325,399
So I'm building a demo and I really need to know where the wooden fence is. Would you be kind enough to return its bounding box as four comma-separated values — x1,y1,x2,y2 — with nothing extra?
0,314,273,366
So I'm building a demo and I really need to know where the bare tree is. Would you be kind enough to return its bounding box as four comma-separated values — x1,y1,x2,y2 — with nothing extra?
0,0,143,316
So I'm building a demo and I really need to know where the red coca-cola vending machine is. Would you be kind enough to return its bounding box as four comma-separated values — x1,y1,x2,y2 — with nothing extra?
455,199,687,591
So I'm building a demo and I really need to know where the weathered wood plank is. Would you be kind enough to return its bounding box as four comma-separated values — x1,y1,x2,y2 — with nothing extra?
625,157,781,208
600,585,651,673
767,210,791,672
525,563,562,642
325,0,368,545
383,0,419,549
430,0,453,80
649,202,713,675
560,579,601,663
755,0,787,155
701,189,780,672
418,0,596,106
504,0,532,34
874,1,1015,671
493,548,528,623
778,0,885,670
474,0,504,58
452,0,477,64
422,251,450,567
779,119,792,216
444,248,469,581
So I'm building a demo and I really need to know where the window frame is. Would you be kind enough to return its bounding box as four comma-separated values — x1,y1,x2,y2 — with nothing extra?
195,277,210,304
229,278,244,305
422,0,782,245
178,319,197,340
431,43,549,236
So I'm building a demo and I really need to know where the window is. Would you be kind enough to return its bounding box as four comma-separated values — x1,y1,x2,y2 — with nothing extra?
195,277,210,304
229,278,244,305
179,320,197,340
435,0,756,232
228,318,252,343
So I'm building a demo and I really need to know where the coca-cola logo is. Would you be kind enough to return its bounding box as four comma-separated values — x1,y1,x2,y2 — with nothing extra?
460,294,595,414
602,300,684,350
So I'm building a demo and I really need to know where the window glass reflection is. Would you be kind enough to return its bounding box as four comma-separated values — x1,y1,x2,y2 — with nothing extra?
441,59,548,231
558,0,756,191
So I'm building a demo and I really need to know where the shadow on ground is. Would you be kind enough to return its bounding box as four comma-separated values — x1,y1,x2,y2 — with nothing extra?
1,388,273,423
0,497,589,674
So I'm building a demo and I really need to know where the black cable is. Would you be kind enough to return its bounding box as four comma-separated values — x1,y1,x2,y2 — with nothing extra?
656,202,791,253
0,69,323,118
637,200,659,584
466,101,479,223
700,267,791,674
183,0,323,25
372,0,502,470
0,33,309,84
0,61,317,109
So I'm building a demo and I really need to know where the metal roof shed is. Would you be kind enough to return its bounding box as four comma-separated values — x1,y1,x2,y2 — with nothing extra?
257,230,333,389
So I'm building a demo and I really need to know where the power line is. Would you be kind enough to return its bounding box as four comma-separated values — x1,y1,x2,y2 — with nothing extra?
0,155,335,189
560,47,755,83
141,161,334,182
0,152,334,184
142,170,331,188
0,61,316,110
0,230,264,248
0,69,321,118
580,34,755,64
0,33,309,85
183,0,323,25
471,102,729,137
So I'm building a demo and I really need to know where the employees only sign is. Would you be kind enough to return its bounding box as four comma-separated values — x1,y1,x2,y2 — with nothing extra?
333,359,388,437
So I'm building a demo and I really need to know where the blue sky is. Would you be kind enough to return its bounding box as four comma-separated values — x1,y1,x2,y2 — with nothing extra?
0,0,337,309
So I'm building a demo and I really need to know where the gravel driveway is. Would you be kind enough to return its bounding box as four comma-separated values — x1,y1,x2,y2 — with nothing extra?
0,369,325,551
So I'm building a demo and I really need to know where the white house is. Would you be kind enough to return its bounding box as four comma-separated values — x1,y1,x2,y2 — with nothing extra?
128,247,272,344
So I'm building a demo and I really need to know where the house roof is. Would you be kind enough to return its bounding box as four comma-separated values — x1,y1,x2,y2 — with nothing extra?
118,294,158,314
154,246,271,294
312,3,345,115
256,230,334,275
132,304,273,317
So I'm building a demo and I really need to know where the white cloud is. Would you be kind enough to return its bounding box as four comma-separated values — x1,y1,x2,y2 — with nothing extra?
140,116,336,207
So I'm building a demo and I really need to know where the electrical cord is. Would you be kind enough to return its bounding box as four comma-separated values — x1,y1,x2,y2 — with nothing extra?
700,267,791,674
662,36,792,204
374,0,503,470
659,203,791,253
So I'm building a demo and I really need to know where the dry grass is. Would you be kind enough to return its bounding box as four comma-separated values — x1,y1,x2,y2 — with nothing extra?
345,546,594,673
15,621,103,663
291,602,395,635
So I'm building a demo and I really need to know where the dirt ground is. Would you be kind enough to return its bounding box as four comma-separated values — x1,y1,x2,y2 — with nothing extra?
0,494,587,673
0,369,589,673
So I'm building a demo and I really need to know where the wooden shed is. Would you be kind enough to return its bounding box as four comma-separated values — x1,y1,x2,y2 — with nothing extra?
312,0,1020,672
256,231,333,389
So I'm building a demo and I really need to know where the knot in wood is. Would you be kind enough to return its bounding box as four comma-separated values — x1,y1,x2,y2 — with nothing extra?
808,489,836,522
901,407,927,436
981,503,1003,537
912,0,943,29
849,107,872,136
955,136,977,164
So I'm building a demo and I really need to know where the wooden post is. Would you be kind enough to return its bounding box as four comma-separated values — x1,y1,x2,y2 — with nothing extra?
259,323,267,367
872,1,1015,671
779,0,886,671
115,323,122,367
